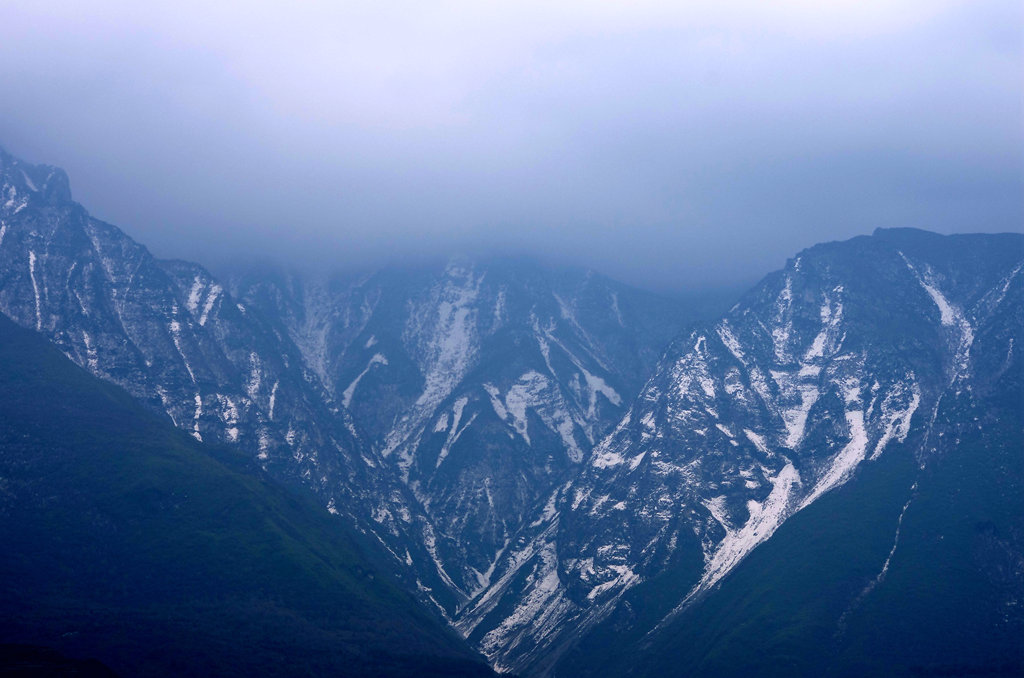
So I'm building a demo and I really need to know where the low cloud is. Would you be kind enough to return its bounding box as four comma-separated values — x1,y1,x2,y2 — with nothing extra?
0,1,1020,290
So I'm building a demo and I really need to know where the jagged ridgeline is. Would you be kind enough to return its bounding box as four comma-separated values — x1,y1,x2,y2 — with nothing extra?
1,145,1021,677
457,228,1023,676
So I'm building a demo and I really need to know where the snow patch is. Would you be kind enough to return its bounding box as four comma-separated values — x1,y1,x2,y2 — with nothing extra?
81,330,99,370
19,169,37,192
501,371,584,461
901,253,974,379
184,276,221,326
702,495,731,532
483,383,508,421
268,381,279,420
505,371,544,445
691,462,801,597
590,445,625,469
341,353,388,408
477,537,576,673
186,277,203,314
28,251,41,330
716,322,745,362
199,284,221,326
800,385,867,508
870,380,921,460
192,393,203,441
610,291,624,326
772,369,820,449
383,264,481,467
918,275,956,325
581,367,622,417
771,276,794,362
744,429,771,456
436,396,476,468
628,450,647,471
655,460,804,633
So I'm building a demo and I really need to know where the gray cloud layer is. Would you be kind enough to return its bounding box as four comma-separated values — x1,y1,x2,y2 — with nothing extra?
1,1,1020,291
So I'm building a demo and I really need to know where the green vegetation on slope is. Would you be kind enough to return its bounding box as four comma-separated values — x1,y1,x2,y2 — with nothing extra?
0,315,493,678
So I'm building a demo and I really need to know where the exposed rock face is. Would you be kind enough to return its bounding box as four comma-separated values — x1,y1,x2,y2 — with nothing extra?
0,147,460,608
0,147,690,619
233,257,689,602
454,228,1023,675
4,146,1019,676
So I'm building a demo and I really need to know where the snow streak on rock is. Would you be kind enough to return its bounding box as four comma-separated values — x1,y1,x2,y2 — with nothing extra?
465,236,1019,674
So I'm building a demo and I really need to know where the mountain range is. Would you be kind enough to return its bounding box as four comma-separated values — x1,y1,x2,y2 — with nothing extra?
1,146,1021,677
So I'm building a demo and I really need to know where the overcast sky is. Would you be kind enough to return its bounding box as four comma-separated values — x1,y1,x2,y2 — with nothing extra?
0,1,1020,291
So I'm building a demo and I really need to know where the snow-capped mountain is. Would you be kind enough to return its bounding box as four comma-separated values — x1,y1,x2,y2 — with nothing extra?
232,258,690,605
456,228,1023,675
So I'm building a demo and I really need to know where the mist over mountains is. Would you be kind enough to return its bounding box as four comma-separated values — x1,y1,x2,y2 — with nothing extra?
1,2,1021,675
1,144,1021,677
2,2,1020,293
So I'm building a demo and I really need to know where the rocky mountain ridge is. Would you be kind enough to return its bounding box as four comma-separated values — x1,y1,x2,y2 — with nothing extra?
453,228,1023,674
0,147,464,610
2,146,1019,676
232,254,690,606
0,147,691,623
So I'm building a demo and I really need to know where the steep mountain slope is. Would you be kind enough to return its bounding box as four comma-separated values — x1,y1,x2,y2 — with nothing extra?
0,147,698,624
458,228,1023,675
610,254,1024,677
233,259,691,608
621,390,1023,677
0,314,494,678
6,142,1016,676
0,147,461,610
